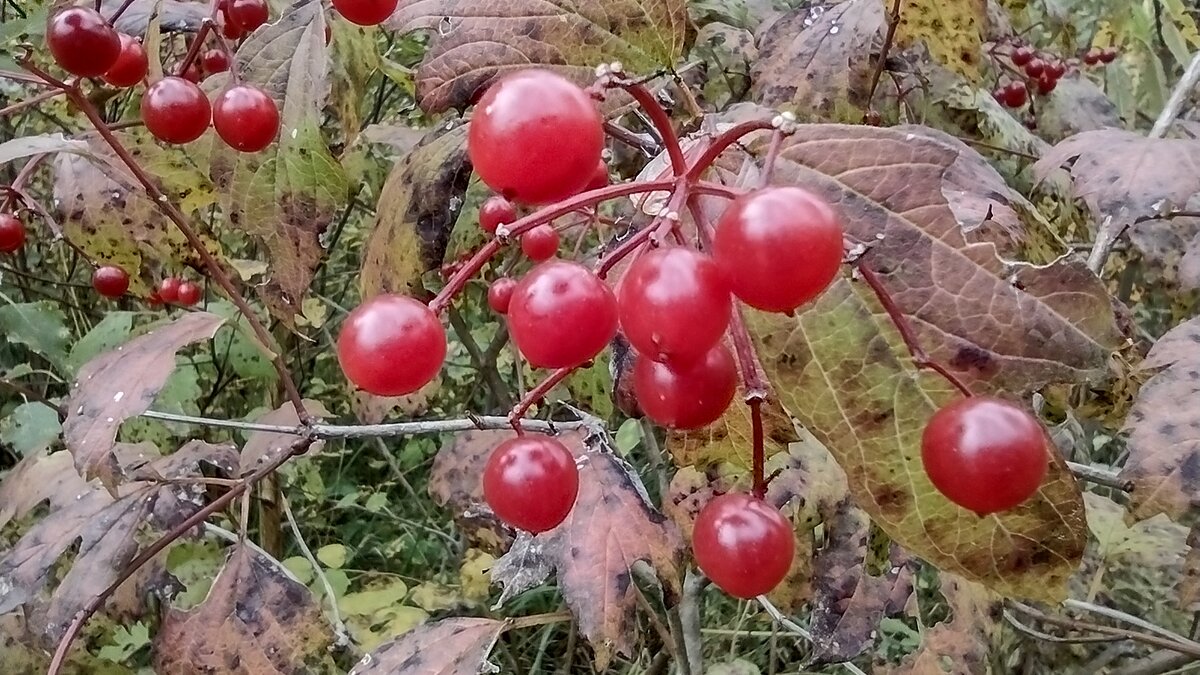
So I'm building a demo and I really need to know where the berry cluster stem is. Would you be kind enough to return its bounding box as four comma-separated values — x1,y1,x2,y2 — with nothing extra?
508,366,576,431
749,397,766,498
610,78,688,176
597,178,690,278
686,120,775,181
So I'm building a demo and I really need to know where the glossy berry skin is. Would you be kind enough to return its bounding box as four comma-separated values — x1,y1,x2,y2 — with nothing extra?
1099,47,1118,63
102,35,149,88
176,281,202,306
507,260,618,369
181,64,202,83
227,0,269,31
487,277,517,314
332,0,400,26
91,266,130,298
1035,74,1057,95
221,11,246,40
337,294,446,396
47,7,121,78
713,187,844,313
520,224,560,261
0,214,25,253
921,396,1049,516
213,85,280,152
618,247,731,366
1046,60,1066,79
468,69,604,205
1011,46,1034,66
1024,58,1046,78
483,435,579,533
479,195,516,234
158,277,182,303
693,493,795,599
1083,49,1101,66
141,77,211,144
584,159,609,192
202,48,231,74
997,81,1027,108
633,343,737,430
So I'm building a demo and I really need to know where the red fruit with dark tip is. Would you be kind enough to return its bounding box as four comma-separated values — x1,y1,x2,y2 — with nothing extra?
181,64,202,83
507,260,618,369
693,493,795,599
633,343,737,430
92,266,130,298
0,214,25,253
618,246,731,366
487,277,517,314
227,0,269,31
479,195,516,234
1024,58,1045,77
520,224,560,261
483,435,579,533
1011,46,1034,66
176,281,202,306
142,76,211,144
221,11,245,40
47,7,121,78
1099,47,1118,63
158,277,182,303
213,85,280,152
1046,60,1066,79
921,396,1049,516
332,0,399,26
202,48,231,74
337,294,447,395
1035,73,1057,95
102,35,149,87
713,187,844,313
468,69,604,205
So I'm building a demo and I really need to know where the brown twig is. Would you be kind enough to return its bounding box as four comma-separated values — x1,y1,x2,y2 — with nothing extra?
0,376,65,419
1009,602,1200,659
866,0,904,108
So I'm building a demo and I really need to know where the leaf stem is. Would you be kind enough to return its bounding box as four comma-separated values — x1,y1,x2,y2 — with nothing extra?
865,0,904,109
686,120,776,180
610,76,687,176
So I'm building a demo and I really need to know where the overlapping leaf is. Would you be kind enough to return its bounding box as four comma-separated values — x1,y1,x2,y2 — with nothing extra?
888,574,996,674
429,428,516,553
349,617,506,675
665,398,796,468
239,399,331,474
894,0,987,80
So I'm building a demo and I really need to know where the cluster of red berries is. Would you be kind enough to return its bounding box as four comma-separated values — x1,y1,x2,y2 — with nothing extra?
1083,46,1120,66
151,276,204,306
993,40,1120,109
46,6,280,153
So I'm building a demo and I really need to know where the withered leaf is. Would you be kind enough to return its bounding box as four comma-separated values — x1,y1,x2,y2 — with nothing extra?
429,429,516,554
489,430,685,669
239,399,331,474
360,122,471,300
1183,526,1200,612
0,132,87,165
888,574,997,675
348,617,506,675
0,450,88,530
1120,315,1200,524
152,543,332,675
63,312,225,489
388,0,688,113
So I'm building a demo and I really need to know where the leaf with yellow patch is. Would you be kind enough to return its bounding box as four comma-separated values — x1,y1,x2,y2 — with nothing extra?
666,398,796,468
894,0,987,80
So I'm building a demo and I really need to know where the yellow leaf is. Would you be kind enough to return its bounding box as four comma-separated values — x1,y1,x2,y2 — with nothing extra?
408,582,462,612
315,544,347,569
459,549,495,602
337,579,409,617
893,0,988,80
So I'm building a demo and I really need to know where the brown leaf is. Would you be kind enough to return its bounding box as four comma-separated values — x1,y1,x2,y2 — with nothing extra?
361,122,470,300
153,543,332,675
490,430,685,669
1183,526,1200,612
240,399,331,474
0,450,88,530
348,617,506,675
1120,316,1200,524
888,574,997,675
429,429,516,554
751,0,884,117
388,0,689,113
62,312,224,489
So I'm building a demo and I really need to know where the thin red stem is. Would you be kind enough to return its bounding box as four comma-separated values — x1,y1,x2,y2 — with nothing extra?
750,398,765,498
615,80,687,177
686,119,776,180
758,130,784,188
596,179,690,278
508,366,576,431
175,23,213,76
105,0,140,24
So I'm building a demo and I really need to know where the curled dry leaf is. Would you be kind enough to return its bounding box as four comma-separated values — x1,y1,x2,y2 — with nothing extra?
239,399,331,474
887,574,997,675
63,311,225,490
0,450,88,531
348,617,506,675
153,543,333,675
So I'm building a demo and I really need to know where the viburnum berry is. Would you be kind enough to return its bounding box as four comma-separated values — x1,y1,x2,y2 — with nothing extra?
1035,73,1057,95
176,281,202,306
1083,49,1101,66
102,35,149,88
47,7,121,78
337,294,447,396
995,81,1027,108
1099,47,1118,63
520,224,560,261
213,85,280,152
332,0,400,26
633,343,737,430
1046,60,1066,80
1024,57,1046,78
221,11,246,40
487,277,517,314
693,493,795,599
158,277,182,303
181,64,202,83
1011,46,1034,67
479,195,516,234
141,76,212,144
91,266,130,298
713,187,844,313
0,214,26,253
201,48,231,74
921,396,1049,516
584,159,609,192
618,246,731,365
507,259,618,368
483,435,579,533
468,69,604,205
226,0,269,32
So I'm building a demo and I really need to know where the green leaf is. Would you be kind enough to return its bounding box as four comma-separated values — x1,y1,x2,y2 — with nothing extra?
0,301,70,367
316,544,348,569
614,419,642,455
68,312,136,373
0,402,62,456
338,579,409,617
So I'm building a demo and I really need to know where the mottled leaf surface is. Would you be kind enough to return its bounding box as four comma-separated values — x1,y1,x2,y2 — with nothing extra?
0,402,61,457
0,451,88,530
63,312,225,488
888,574,996,674
894,0,987,80
665,398,796,468
389,0,689,112
153,543,332,675
349,617,505,675
239,399,331,474
429,428,516,553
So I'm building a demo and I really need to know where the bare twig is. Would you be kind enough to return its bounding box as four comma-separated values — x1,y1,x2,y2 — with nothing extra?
0,376,64,418
1065,461,1132,491
1087,215,1128,275
280,492,354,651
1010,602,1200,658
1150,50,1200,139
1064,599,1200,648
140,409,582,438
865,0,904,108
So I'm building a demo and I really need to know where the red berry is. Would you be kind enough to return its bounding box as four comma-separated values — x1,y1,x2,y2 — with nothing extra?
212,85,280,152
618,246,731,365
585,159,609,191
221,11,246,40
1083,49,1101,66
520,224,560,261
1099,47,1118,63
713,187,844,313
507,260,618,369
480,195,516,234
180,64,202,83
1046,60,1066,79
91,266,130,298
332,0,399,26
487,277,517,314
337,294,447,396
468,70,604,205
693,493,794,599
1011,46,1034,66
0,214,26,253
102,34,149,88
201,48,231,74
1001,81,1027,107
483,435,579,533
1024,58,1045,77
176,281,202,306
147,291,164,307
1035,73,1057,95
921,397,1049,516
46,7,121,78
633,343,737,430
158,277,182,303
227,0,269,31
141,76,211,144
